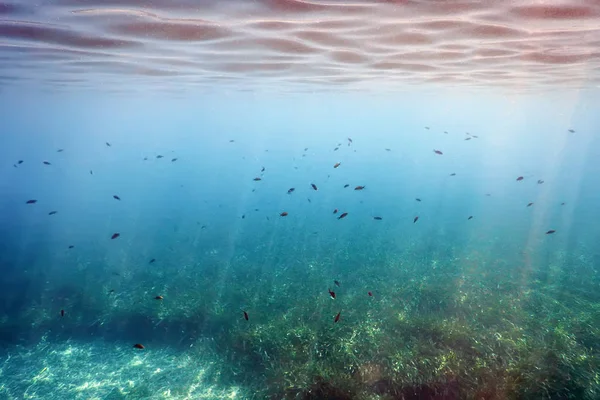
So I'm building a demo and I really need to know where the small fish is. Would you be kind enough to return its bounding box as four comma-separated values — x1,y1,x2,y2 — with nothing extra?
18,160,23,164
89,170,93,175
328,289,336,299
527,202,533,207
156,155,163,159
444,131,448,134
111,233,120,240
433,150,443,155
253,177,262,181
343,184,349,188
413,216,419,223
57,149,64,152
26,199,37,204
287,188,295,194
49,211,57,215
109,289,115,293
472,135,479,138
465,137,472,141
450,173,456,176
280,212,288,217
149,258,156,264
368,291,373,297
334,280,340,287
334,147,339,151
243,311,249,321
307,198,311,203
113,195,120,200
373,216,382,220
230,139,235,143
60,309,65,317
334,311,341,323
415,198,421,202
546,230,556,235
155,295,163,300
537,180,544,184
568,129,575,133
516,176,524,181
311,183,318,191
485,193,491,196
242,214,245,219
561,202,566,206
106,142,111,147
348,138,353,144
354,186,365,191
43,161,51,165
468,216,473,220
334,162,341,168
338,212,348,220
385,148,391,151
68,245,74,249
261,166,265,172
425,126,430,130
133,344,145,349
333,209,338,214
171,158,178,162
304,147,308,151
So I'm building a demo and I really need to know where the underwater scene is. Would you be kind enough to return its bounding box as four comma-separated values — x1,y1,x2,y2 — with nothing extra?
1,1,600,399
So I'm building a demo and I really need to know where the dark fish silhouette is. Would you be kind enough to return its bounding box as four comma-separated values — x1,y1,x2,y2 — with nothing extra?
133,344,144,349
113,195,120,200
433,150,443,155
425,126,430,130
18,160,23,164
450,173,456,176
334,162,341,168
49,211,57,215
568,129,575,133
156,155,163,159
516,176,524,181
311,183,318,191
373,216,382,220
280,212,288,217
527,202,533,207
261,166,265,172
26,200,37,204
171,158,178,162
57,149,64,152
334,311,341,323
253,177,262,181
333,209,338,214
334,147,339,151
338,212,348,220
328,289,336,299
343,184,349,188
368,291,373,297
416,198,421,202
155,295,163,300
537,180,544,184
354,185,365,190
243,311,249,321
106,142,111,147
90,170,93,175
287,188,295,194
334,280,340,287
230,139,235,142
68,245,74,249
43,161,51,165
385,148,391,151
414,216,419,223
149,258,156,264
111,233,120,239
468,216,473,220
546,230,556,235
60,309,65,317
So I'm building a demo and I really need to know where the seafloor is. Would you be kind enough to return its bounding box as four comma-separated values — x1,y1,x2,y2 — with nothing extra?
1,237,599,399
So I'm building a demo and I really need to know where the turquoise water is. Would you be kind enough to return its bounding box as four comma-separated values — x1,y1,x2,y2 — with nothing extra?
2,0,600,398
1,92,599,399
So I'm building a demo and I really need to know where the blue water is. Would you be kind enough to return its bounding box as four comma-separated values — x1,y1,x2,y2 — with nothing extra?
1,90,600,399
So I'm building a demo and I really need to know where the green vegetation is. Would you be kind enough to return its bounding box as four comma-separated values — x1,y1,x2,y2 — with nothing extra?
2,239,599,399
